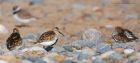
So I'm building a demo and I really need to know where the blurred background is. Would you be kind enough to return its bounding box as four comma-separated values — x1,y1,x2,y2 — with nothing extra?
0,0,140,44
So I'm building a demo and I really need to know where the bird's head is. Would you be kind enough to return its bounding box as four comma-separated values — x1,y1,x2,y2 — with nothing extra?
53,27,64,36
13,28,19,33
13,5,21,14
115,26,124,34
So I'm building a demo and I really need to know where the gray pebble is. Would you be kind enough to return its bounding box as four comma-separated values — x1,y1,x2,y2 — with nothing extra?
27,57,47,63
96,43,112,53
77,52,89,60
109,52,123,60
22,60,32,63
64,60,76,63
92,57,106,63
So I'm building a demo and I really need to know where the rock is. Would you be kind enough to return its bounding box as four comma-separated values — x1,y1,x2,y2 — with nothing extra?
27,57,46,63
124,49,135,55
112,42,133,49
105,24,114,29
82,28,104,42
42,52,59,63
63,45,73,52
109,52,123,60
21,46,46,57
77,52,89,60
92,57,106,63
51,47,65,53
96,43,112,53
22,60,32,63
0,24,8,34
71,40,97,49
64,60,76,63
53,55,65,63
77,47,96,56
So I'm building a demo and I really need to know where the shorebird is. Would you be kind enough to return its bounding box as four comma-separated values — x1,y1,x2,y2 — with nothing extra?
6,28,22,51
35,27,64,51
112,26,138,42
12,5,36,27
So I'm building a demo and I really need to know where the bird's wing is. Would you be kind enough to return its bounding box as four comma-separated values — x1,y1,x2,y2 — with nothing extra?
124,29,136,39
38,31,56,42
18,10,33,19
6,33,22,50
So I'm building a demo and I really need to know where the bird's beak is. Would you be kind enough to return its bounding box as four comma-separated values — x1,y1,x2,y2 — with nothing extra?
58,31,64,36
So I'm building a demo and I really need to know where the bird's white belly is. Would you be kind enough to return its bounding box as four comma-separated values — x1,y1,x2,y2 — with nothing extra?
40,37,58,46
13,14,35,24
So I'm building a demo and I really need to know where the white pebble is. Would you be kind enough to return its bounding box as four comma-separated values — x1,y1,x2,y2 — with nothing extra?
105,24,114,29
124,49,134,55
0,24,8,34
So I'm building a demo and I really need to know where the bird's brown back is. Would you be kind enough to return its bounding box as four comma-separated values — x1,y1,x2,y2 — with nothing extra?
6,32,22,51
38,31,56,42
18,9,33,19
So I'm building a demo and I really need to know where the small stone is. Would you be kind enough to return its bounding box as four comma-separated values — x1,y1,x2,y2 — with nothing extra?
112,42,133,49
81,28,104,42
21,46,46,57
92,57,106,63
22,60,32,63
70,40,97,50
77,52,89,60
124,49,134,55
105,24,114,29
96,43,112,53
53,55,65,63
51,47,65,52
27,57,46,63
64,60,76,63
78,47,96,56
0,24,8,34
63,45,73,52
109,52,123,60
